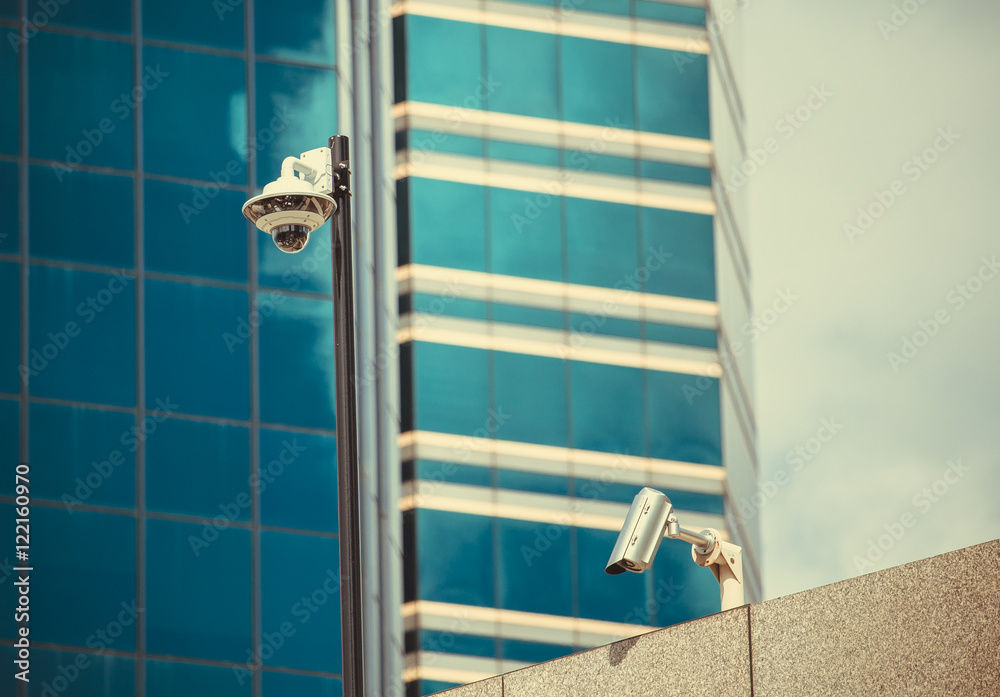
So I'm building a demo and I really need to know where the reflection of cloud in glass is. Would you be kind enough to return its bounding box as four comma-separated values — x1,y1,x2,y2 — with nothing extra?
257,64,337,294
229,90,248,160
257,0,336,65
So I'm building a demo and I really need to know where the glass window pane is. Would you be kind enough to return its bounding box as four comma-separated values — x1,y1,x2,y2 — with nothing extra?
576,526,647,623
31,650,135,697
665,489,724,515
146,418,251,519
419,681,460,696
255,0,335,64
569,312,640,340
260,428,338,533
28,32,133,170
635,1,705,24
641,208,715,300
566,197,638,288
640,159,712,186
652,538,721,627
146,519,251,662
501,638,574,663
496,469,569,496
409,178,486,272
30,166,134,268
420,629,495,657
636,47,709,139
0,46,17,155
145,279,249,420
31,508,136,647
408,129,484,158
0,401,17,493
485,27,557,120
0,506,13,639
258,293,336,430
29,266,136,407
144,179,249,284
143,46,246,182
575,477,647,504
412,342,489,437
561,37,633,127
416,510,494,606
144,0,244,51
260,531,341,672
491,303,564,331
646,370,721,465
262,671,343,697
644,321,717,348
254,61,337,187
489,186,563,282
411,292,488,321
570,361,643,455
414,460,491,488
405,16,483,107
0,262,19,393
487,139,560,167
29,402,136,510
27,0,130,34
493,351,567,447
564,0,628,15
146,659,251,697
498,517,572,615
572,151,634,177
0,163,17,253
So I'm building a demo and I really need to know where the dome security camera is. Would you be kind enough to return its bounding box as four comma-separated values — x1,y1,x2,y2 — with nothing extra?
242,147,337,254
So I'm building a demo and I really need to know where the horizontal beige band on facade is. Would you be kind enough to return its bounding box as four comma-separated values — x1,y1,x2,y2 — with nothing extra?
392,0,710,53
400,430,726,495
394,151,717,215
402,599,656,648
394,101,712,168
397,263,719,329
403,652,531,684
399,480,727,536
398,314,723,376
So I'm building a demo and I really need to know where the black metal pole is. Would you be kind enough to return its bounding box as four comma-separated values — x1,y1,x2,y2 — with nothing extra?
329,135,364,697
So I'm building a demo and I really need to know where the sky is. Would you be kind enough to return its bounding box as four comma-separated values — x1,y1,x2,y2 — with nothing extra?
742,0,1000,598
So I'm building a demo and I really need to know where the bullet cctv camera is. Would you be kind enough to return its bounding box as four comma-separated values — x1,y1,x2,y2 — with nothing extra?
605,487,676,575
606,486,746,611
243,147,337,254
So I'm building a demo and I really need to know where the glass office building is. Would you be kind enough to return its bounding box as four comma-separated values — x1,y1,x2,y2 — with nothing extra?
0,0,402,694
0,0,757,694
393,0,759,693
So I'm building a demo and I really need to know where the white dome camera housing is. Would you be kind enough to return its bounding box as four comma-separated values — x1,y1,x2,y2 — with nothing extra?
242,147,337,254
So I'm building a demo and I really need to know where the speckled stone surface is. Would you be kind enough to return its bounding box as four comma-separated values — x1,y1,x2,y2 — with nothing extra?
750,539,1000,696
435,677,502,697
500,607,751,697
434,539,998,696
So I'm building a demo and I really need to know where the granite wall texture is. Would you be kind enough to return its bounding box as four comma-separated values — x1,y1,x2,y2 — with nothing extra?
438,539,1000,696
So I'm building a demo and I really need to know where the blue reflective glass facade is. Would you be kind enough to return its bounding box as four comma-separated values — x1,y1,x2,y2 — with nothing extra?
394,1,758,694
0,0,345,694
2,0,757,694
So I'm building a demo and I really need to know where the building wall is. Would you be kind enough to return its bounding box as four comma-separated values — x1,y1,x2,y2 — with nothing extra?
435,539,1000,697
0,0,362,694
392,0,758,693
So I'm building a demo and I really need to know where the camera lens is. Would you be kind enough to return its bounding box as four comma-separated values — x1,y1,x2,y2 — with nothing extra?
271,224,310,254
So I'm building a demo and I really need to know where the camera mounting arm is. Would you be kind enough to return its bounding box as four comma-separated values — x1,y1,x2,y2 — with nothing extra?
280,146,335,196
666,515,745,611
606,488,746,612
